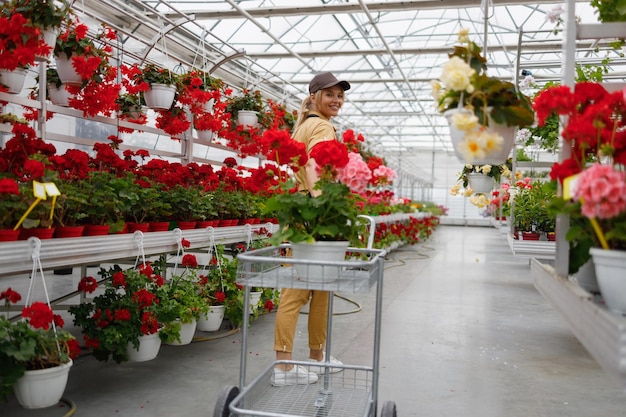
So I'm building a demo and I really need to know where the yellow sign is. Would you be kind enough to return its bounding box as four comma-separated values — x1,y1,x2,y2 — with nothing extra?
14,181,60,231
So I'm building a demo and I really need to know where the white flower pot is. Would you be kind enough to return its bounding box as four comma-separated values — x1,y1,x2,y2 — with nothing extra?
55,53,83,86
590,248,626,314
237,110,259,130
13,360,73,409
571,258,600,294
166,319,197,346
249,291,262,313
127,332,161,362
290,241,350,282
0,68,27,94
203,98,215,113
467,173,495,195
197,305,225,331
143,84,176,110
36,28,58,61
444,108,517,165
196,129,214,142
48,83,72,107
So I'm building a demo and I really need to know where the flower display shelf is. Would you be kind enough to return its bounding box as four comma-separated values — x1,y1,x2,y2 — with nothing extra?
531,259,626,390
506,232,555,260
0,224,278,277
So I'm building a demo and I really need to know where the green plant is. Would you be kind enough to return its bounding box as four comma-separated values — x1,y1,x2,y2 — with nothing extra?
53,178,89,227
135,63,180,86
161,184,205,222
512,180,553,233
116,93,144,118
157,267,209,344
225,89,265,119
591,0,626,22
456,161,511,189
1,288,80,401
78,171,124,227
4,0,71,29
70,264,170,363
0,177,29,230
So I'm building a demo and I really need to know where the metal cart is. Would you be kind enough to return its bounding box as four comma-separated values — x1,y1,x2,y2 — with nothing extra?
213,235,396,417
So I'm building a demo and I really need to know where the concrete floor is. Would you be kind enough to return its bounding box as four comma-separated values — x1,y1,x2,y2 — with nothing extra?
2,225,625,416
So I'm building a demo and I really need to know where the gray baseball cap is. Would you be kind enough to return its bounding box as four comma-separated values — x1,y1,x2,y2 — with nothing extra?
309,72,351,94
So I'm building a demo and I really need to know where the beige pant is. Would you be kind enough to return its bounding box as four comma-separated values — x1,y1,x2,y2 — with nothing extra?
273,288,330,353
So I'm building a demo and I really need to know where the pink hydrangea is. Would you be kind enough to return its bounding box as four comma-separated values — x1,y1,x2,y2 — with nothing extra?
338,152,371,194
372,165,397,185
572,163,626,219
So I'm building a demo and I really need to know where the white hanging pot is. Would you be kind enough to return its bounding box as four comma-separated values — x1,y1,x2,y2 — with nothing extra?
143,84,176,110
196,129,214,142
249,291,262,313
444,108,517,165
126,331,162,362
0,67,27,94
55,53,83,86
47,83,72,107
166,319,197,346
202,98,215,113
237,110,259,130
197,305,225,332
290,241,350,282
467,173,495,195
36,28,59,61
13,360,73,409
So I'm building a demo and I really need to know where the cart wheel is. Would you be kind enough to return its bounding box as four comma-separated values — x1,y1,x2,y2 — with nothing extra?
381,401,397,417
213,385,240,417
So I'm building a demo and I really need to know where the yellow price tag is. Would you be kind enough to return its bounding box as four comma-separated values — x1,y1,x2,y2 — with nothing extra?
44,183,60,197
562,173,581,201
33,181,47,200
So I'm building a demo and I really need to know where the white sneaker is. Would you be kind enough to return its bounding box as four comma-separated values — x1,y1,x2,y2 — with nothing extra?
308,354,343,374
271,365,319,386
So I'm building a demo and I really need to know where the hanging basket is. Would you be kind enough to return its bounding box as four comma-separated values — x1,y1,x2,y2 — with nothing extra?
55,53,83,86
467,173,495,194
0,68,27,94
444,108,517,165
143,84,176,110
237,110,259,130
48,83,72,107
13,360,73,409
35,28,58,61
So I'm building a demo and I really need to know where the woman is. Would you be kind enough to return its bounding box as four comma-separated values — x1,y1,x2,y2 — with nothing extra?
271,72,350,386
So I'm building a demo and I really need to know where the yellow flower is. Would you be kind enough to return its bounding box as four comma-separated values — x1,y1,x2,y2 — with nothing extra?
451,111,478,132
450,184,461,195
469,194,490,208
478,128,504,155
480,165,492,174
458,28,470,43
457,130,487,163
440,56,475,93
463,188,474,197
430,80,441,101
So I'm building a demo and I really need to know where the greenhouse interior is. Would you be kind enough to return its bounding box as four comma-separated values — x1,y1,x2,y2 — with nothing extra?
1,0,626,416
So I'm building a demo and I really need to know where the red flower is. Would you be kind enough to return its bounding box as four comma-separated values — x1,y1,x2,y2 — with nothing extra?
264,299,274,313
309,140,349,170
181,238,191,248
182,254,198,268
22,302,54,330
112,272,127,288
78,276,99,293
215,291,226,304
66,339,82,359
140,311,159,335
114,309,131,321
84,335,100,349
132,288,157,309
1,287,21,304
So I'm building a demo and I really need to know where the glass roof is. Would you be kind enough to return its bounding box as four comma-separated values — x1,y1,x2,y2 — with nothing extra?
75,0,618,183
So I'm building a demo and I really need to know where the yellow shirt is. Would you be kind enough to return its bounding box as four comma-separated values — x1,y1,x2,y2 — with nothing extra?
292,112,337,191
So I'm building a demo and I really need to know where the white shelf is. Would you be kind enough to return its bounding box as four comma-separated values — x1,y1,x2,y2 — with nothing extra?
531,259,626,390
0,224,276,277
577,22,626,40
506,232,555,260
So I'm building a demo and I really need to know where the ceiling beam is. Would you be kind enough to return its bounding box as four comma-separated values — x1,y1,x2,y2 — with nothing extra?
160,0,587,20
